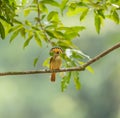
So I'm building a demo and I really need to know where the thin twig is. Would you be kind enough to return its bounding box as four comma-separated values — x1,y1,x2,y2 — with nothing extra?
37,0,53,45
0,42,120,76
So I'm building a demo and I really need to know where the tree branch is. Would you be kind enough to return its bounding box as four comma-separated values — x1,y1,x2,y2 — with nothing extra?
37,0,53,45
0,42,120,76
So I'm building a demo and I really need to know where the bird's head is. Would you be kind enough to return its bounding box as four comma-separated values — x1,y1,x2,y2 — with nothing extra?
50,47,63,56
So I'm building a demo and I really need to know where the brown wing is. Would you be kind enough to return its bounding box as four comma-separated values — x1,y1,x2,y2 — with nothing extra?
50,57,53,69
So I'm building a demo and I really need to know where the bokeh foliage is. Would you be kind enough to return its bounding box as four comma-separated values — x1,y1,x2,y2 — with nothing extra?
0,0,120,91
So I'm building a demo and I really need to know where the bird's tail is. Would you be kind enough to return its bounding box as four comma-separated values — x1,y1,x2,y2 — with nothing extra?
51,72,56,82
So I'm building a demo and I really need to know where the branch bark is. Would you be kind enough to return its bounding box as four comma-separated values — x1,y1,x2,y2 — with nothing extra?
0,42,120,76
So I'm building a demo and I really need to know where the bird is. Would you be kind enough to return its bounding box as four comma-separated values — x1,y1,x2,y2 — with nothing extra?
50,47,63,82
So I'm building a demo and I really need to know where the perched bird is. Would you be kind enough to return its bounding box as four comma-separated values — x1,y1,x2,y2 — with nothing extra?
50,47,63,82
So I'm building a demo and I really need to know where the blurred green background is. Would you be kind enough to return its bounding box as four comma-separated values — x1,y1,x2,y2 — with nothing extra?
0,9,120,118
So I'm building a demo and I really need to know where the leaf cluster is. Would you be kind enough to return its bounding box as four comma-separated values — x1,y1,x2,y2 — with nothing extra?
66,0,120,33
0,0,17,39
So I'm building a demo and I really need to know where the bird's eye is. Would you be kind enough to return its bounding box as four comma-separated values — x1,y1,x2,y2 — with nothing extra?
56,51,59,54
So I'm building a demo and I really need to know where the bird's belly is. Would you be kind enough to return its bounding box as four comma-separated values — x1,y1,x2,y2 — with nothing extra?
51,58,62,70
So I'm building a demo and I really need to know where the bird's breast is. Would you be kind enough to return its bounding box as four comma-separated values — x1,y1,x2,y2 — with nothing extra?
50,56,62,70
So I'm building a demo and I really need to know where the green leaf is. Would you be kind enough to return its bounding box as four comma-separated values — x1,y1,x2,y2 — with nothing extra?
74,76,81,90
41,0,59,7
46,29,64,40
110,0,119,3
45,25,57,30
61,72,71,92
86,66,94,73
34,32,42,47
25,20,31,26
58,26,85,32
39,3,48,13
43,57,50,68
64,31,79,40
60,0,69,14
13,19,22,24
112,10,119,24
47,11,59,22
0,16,9,24
95,13,101,34
80,8,89,21
73,72,81,90
79,61,94,73
23,35,33,48
57,40,76,48
69,2,77,10
32,26,40,31
9,24,22,33
77,1,88,7
22,0,27,5
58,26,85,40
67,7,82,16
54,31,65,39
67,3,88,16
0,22,5,39
24,8,31,16
34,57,38,67
33,0,37,4
97,9,105,19
41,14,46,20
46,30,56,38
72,49,91,60
20,27,26,38
10,28,21,43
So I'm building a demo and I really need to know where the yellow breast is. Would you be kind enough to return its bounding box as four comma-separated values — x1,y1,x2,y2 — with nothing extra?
50,56,62,70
